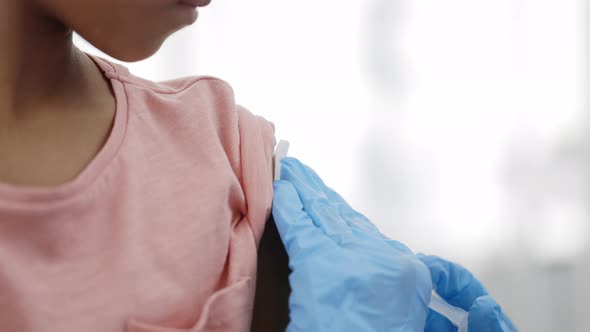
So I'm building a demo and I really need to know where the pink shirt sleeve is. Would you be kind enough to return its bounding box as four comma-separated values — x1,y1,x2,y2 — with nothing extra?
236,105,276,242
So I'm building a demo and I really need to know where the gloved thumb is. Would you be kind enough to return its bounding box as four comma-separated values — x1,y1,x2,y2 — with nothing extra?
469,295,518,332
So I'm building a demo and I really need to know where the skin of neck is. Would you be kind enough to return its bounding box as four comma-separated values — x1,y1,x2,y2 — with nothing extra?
0,1,97,124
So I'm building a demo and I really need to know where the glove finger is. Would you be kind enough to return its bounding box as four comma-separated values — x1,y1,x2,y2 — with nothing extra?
282,157,382,239
321,184,385,238
280,158,352,241
417,254,488,311
298,161,409,254
312,190,399,250
383,238,414,255
469,295,518,332
272,180,329,259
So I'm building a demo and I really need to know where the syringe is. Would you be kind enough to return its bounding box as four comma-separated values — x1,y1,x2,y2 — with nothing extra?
428,291,469,332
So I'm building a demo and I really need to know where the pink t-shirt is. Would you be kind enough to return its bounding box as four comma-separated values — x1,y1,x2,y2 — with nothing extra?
0,56,276,332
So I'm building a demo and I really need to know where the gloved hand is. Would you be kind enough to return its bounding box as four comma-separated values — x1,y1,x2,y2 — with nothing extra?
418,254,518,332
272,157,432,332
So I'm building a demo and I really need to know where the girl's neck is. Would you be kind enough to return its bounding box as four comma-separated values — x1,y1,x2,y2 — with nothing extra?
0,1,96,124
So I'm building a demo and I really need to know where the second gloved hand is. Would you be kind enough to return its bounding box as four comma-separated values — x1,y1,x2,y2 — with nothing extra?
418,254,518,332
272,157,432,332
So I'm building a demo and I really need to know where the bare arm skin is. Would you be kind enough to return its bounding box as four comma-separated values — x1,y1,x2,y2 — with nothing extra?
251,215,291,332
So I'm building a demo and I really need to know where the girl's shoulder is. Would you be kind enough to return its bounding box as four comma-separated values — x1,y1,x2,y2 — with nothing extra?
90,54,236,105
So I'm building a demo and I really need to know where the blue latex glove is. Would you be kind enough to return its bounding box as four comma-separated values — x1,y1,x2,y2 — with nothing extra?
418,254,518,332
272,157,432,332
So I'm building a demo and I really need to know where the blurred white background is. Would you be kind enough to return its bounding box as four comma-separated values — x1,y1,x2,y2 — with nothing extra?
77,0,590,330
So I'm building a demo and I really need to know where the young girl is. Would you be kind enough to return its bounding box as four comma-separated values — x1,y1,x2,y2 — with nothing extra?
0,0,288,331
